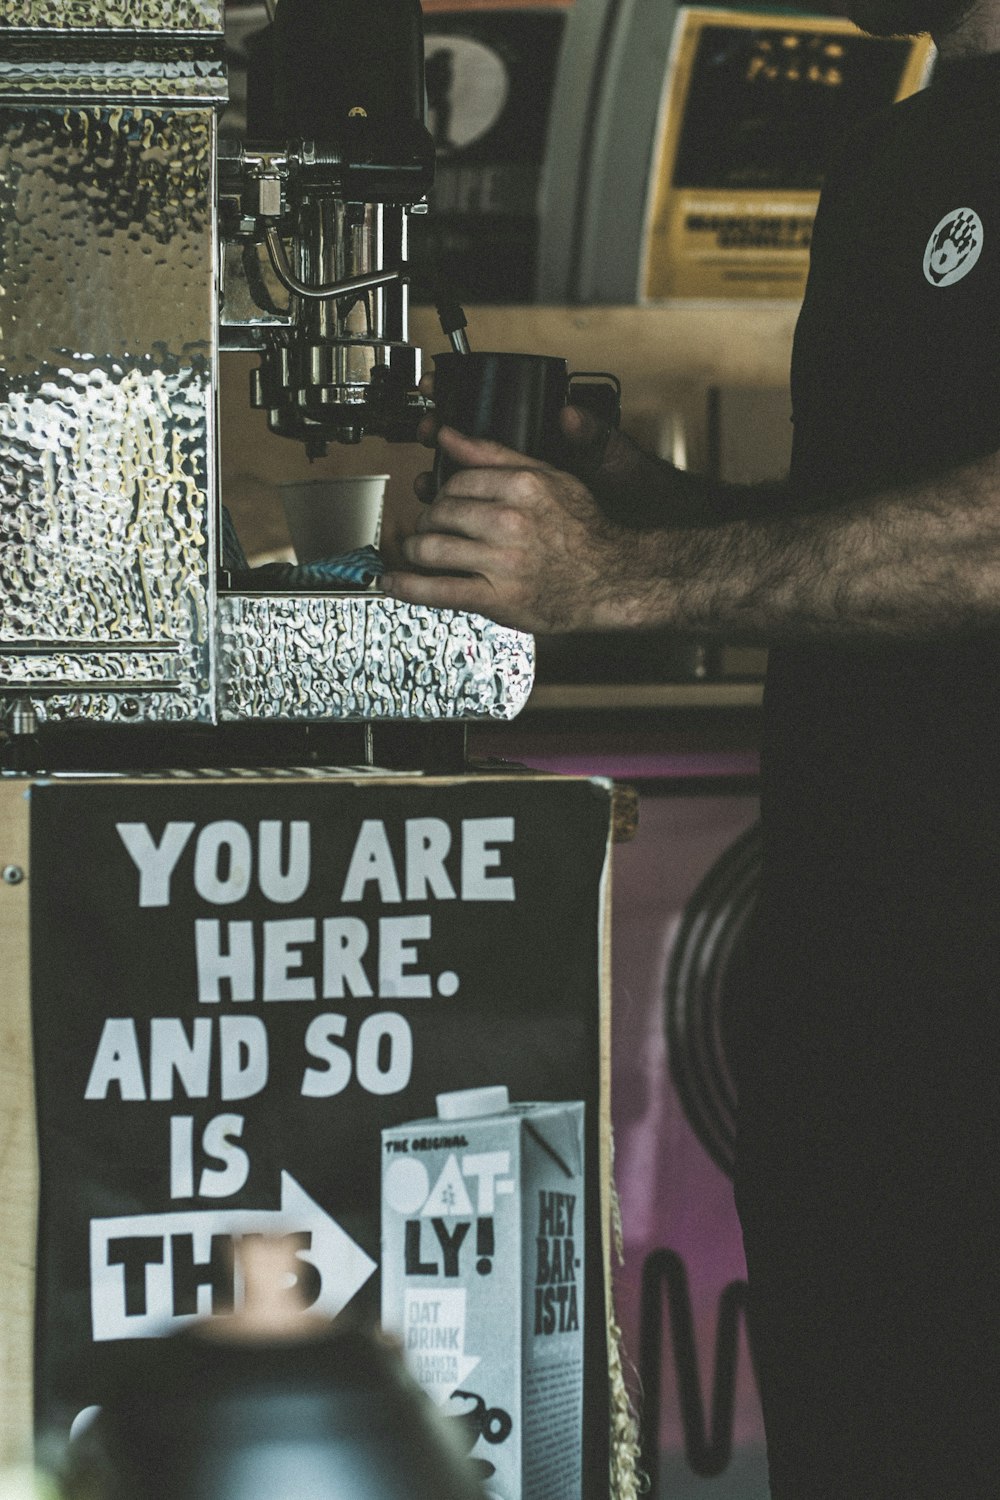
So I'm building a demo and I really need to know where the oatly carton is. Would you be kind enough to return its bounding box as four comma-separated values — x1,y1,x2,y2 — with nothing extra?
381,1086,585,1500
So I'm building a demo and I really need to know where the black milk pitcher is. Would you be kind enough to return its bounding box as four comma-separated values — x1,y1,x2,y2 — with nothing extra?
431,352,620,492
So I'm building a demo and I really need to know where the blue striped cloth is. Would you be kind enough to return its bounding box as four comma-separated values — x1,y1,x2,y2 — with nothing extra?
243,547,385,589
222,507,384,590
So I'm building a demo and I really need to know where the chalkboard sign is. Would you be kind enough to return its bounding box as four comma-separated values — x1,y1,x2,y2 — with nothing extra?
28,772,613,1496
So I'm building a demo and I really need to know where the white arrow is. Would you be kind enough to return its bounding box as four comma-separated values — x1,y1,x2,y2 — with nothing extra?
90,1171,376,1342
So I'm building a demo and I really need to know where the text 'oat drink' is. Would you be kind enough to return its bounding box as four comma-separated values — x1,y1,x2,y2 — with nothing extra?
381,1086,585,1500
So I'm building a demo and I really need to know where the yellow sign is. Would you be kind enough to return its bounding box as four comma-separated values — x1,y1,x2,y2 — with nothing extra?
643,8,931,300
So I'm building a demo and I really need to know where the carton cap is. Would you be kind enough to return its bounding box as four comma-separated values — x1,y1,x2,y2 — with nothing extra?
436,1086,510,1120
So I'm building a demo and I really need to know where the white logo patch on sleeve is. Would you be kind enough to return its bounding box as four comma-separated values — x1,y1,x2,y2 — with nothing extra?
923,208,984,286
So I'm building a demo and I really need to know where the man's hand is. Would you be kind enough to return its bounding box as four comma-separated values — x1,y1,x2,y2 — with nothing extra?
382,426,646,634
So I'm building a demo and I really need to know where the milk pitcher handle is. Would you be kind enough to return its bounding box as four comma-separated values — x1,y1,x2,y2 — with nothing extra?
567,371,622,430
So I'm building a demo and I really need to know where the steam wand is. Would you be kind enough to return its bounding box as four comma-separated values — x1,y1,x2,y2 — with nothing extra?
434,283,471,355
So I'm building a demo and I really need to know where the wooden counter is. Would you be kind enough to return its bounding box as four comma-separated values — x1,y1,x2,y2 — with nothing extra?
0,783,35,1468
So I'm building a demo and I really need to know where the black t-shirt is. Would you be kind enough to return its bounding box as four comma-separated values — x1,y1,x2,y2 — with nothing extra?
740,55,1000,1220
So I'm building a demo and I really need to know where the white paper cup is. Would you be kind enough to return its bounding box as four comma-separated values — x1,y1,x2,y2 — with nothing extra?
279,475,388,562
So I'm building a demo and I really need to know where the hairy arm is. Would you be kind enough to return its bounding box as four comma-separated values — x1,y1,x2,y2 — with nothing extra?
383,428,1000,642
616,457,1000,641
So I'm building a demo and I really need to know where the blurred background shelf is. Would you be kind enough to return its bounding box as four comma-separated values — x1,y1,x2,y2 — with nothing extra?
525,681,764,711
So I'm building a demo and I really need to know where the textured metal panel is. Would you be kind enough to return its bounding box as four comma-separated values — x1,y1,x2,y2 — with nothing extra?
0,106,215,375
0,2,224,31
0,55,228,106
0,364,213,721
0,11,228,103
0,104,216,721
217,595,535,722
12,690,204,725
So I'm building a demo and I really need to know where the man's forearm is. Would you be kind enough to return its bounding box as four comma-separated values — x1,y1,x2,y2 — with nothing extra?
606,452,1000,642
385,430,1000,641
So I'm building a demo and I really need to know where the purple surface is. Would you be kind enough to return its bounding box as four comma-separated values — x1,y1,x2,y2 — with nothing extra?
470,722,761,783
609,794,765,1457
492,749,760,779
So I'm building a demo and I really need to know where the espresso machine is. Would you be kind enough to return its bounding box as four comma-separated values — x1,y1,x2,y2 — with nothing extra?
0,0,533,771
